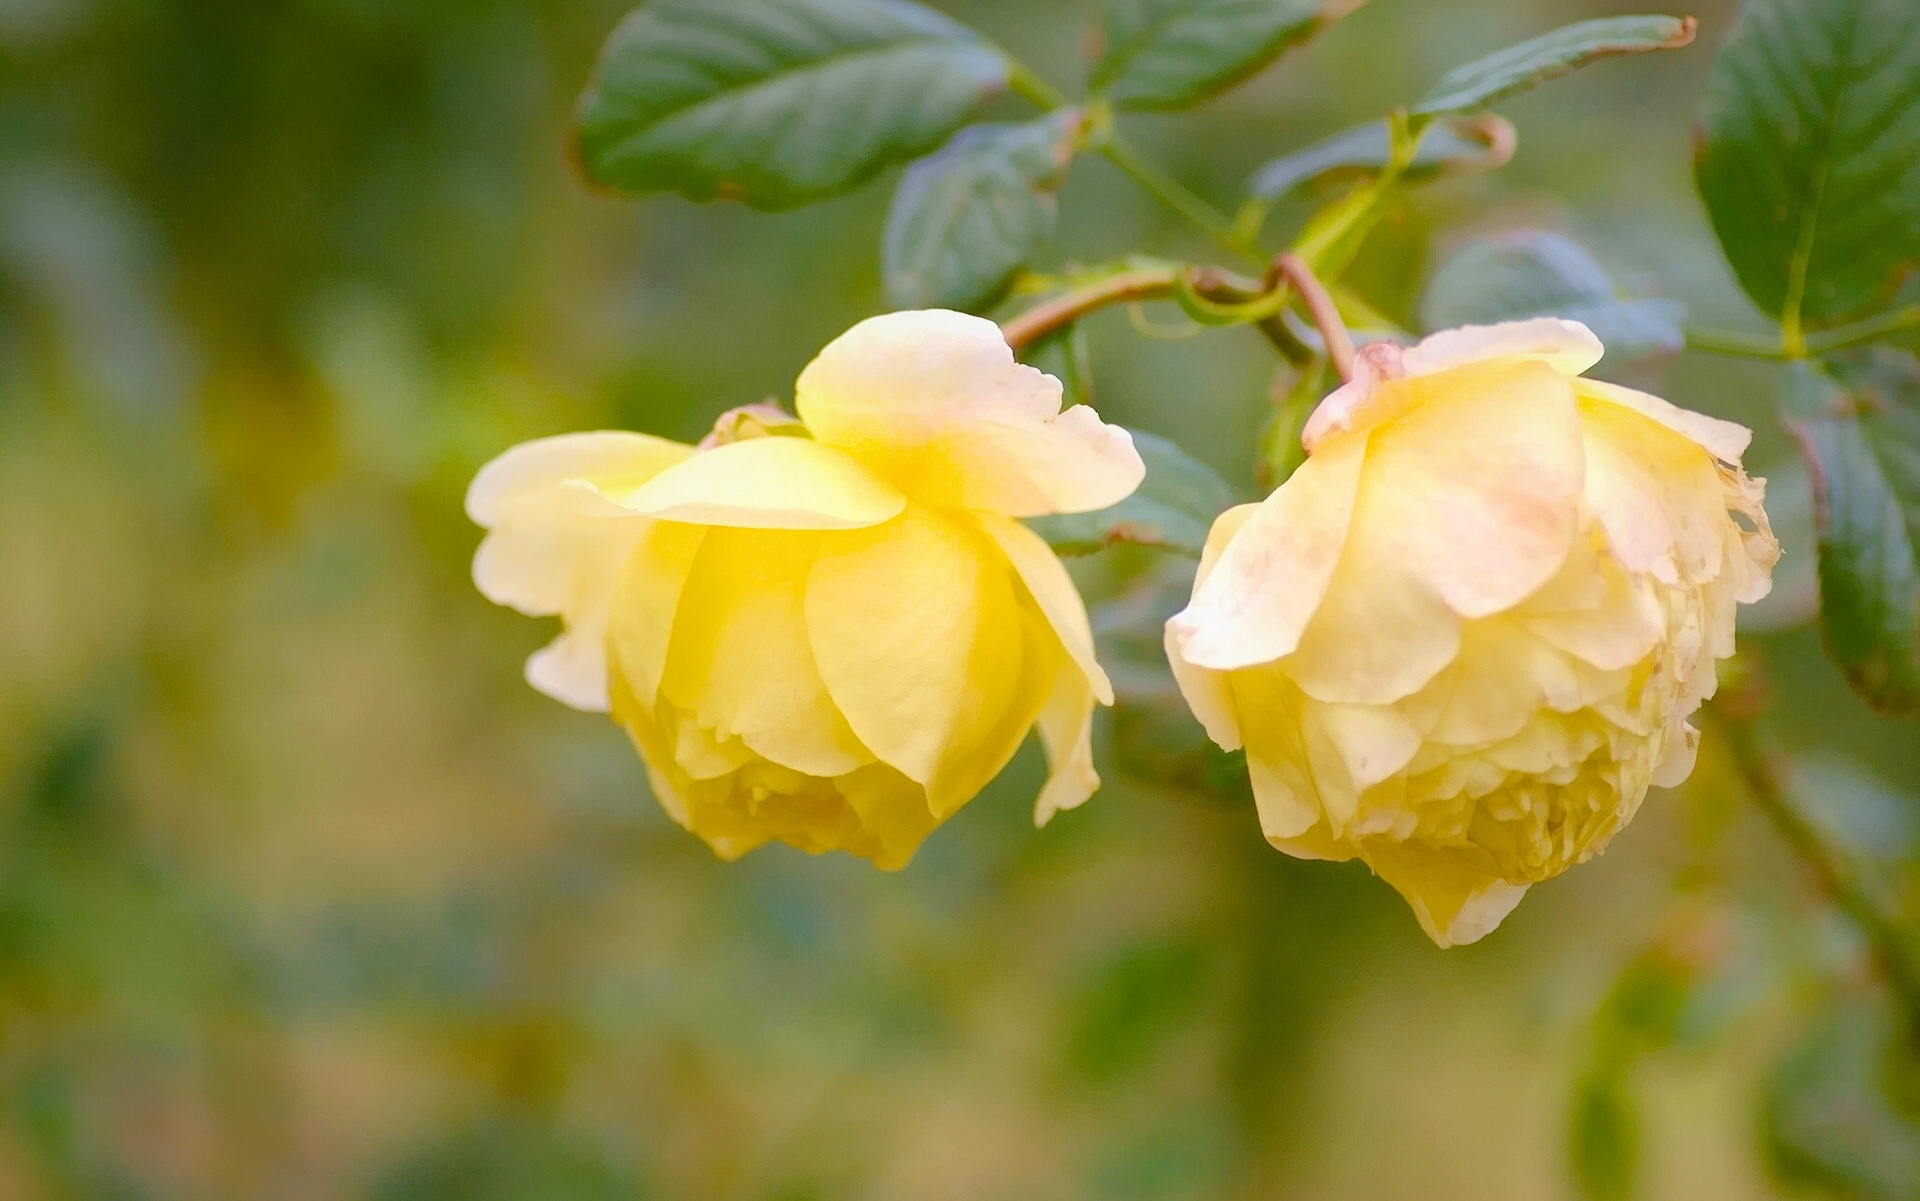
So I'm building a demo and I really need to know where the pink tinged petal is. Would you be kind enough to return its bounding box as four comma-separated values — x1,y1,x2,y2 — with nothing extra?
794,310,1144,517
658,529,873,779
607,520,707,711
1577,379,1754,464
973,512,1113,704
1167,434,1367,672
1580,401,1728,586
468,431,694,712
1361,359,1586,619
619,436,906,530
1302,318,1603,452
1402,318,1603,379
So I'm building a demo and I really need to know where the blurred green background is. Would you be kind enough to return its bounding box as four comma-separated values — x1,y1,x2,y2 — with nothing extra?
3,0,1917,1196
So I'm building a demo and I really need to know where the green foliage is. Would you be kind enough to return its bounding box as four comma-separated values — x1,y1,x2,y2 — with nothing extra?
1782,355,1920,714
1764,1000,1920,1201
883,112,1082,312
1246,117,1505,203
1695,0,1920,330
1028,429,1235,558
1412,15,1697,119
1090,0,1358,111
371,1117,643,1201
1569,1070,1639,1201
1066,938,1209,1084
1420,231,1686,365
575,0,1007,209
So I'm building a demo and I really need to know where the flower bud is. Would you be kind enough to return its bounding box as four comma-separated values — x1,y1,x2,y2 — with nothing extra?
1165,320,1779,946
469,311,1144,868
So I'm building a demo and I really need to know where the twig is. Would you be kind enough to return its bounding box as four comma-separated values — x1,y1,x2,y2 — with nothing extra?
1270,253,1355,382
1001,268,1182,354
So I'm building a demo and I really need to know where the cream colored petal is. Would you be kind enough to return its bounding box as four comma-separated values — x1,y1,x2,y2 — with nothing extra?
1303,318,1602,451
1167,434,1367,672
807,506,1025,795
1651,718,1701,788
794,310,1144,517
1034,652,1100,826
659,528,873,779
1279,455,1463,706
1363,841,1530,948
1362,360,1585,619
1402,318,1603,379
1397,622,1566,746
973,512,1112,704
1163,504,1259,751
1577,379,1753,464
465,430,692,528
1229,665,1323,839
1521,539,1666,672
619,436,906,530
1581,400,1728,586
1312,702,1423,792
469,431,694,712
922,590,1051,820
607,520,707,710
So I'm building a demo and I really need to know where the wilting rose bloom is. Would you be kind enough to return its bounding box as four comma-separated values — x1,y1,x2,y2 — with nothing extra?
1165,320,1779,946
468,311,1143,869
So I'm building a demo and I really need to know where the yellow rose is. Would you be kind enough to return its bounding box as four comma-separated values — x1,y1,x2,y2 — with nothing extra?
1165,320,1780,946
468,311,1144,869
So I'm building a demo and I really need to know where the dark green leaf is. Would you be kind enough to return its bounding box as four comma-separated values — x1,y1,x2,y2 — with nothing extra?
1764,999,1920,1201
1413,15,1696,118
1784,354,1920,713
1092,0,1361,111
1420,231,1687,365
1247,116,1507,202
1027,429,1234,557
575,0,1007,210
883,112,1081,313
1696,0,1920,326
1569,1070,1639,1201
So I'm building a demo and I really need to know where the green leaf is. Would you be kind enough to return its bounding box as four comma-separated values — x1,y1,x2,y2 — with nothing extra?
1027,429,1234,557
1784,354,1920,714
1092,0,1362,111
1420,231,1687,366
1413,15,1696,118
575,0,1008,210
1764,999,1920,1201
883,112,1082,313
1695,0,1920,328
1247,116,1507,202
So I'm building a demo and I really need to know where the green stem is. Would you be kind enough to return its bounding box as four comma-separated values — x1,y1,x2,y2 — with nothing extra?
1097,130,1260,264
1717,685,1920,1040
1685,328,1790,361
1006,61,1067,110
1807,306,1920,355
